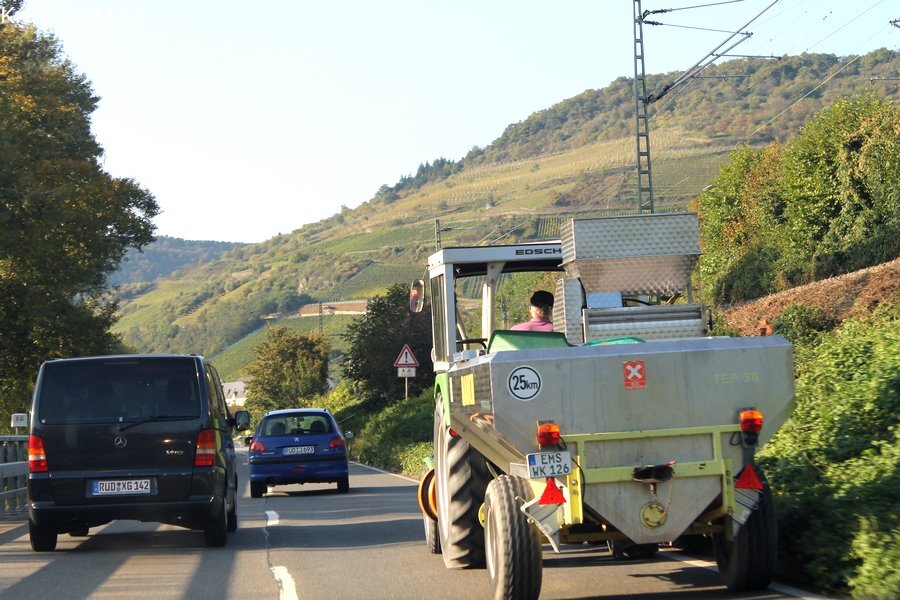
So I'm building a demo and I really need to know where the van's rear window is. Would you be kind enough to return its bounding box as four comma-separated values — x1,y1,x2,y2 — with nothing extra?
37,359,201,424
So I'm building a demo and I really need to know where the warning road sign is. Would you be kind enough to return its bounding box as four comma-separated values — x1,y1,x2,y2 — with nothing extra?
394,344,419,367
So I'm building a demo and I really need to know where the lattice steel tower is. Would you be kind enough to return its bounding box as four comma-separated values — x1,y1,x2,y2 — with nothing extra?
633,0,654,213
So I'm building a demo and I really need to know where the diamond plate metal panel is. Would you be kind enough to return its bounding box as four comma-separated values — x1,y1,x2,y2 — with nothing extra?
586,319,706,341
560,213,700,259
560,213,701,295
553,278,585,345
563,255,700,295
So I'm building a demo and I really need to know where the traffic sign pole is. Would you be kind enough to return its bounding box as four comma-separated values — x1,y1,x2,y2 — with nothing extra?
394,345,420,401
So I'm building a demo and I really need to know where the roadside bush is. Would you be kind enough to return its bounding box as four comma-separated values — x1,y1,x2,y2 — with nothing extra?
773,302,837,346
398,441,434,479
312,380,367,436
758,305,900,598
349,390,433,474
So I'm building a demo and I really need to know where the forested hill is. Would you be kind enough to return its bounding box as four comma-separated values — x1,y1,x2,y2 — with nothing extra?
386,50,897,197
470,50,897,164
109,237,246,285
111,50,898,378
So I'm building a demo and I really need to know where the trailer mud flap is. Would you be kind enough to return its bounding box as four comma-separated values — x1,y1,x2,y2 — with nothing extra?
521,495,563,553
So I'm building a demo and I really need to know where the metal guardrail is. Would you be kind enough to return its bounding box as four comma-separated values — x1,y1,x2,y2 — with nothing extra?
1,436,27,515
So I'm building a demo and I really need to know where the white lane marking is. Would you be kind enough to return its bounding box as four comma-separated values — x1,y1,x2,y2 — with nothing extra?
350,461,417,482
265,510,279,526
665,553,829,599
270,566,299,600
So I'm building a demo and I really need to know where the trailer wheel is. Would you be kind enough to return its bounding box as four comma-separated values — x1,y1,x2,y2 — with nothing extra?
434,394,490,568
714,477,777,591
484,475,542,600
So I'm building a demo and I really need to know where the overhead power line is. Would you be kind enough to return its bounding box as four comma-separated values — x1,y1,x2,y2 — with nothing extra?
643,0,781,105
748,52,864,137
645,0,750,15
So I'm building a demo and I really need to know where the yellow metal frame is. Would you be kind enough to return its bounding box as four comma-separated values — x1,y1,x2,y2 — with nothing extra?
559,424,741,527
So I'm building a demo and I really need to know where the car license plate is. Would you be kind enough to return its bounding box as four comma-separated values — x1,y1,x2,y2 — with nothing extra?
526,451,572,479
283,445,315,456
92,479,152,496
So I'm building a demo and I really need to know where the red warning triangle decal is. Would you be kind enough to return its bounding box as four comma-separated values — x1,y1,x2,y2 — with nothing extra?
735,464,764,490
538,478,566,505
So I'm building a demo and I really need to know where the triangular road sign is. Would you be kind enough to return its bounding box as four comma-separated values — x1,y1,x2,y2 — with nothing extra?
394,344,419,367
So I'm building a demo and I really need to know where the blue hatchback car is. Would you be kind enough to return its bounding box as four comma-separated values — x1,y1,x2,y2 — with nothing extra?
248,409,349,497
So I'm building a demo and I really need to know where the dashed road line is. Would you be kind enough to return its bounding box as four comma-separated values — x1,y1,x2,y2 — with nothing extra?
270,566,299,600
666,553,830,599
350,461,417,482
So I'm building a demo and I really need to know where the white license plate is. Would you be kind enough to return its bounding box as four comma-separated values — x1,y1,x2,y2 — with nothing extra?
92,479,152,496
526,451,572,479
283,445,315,456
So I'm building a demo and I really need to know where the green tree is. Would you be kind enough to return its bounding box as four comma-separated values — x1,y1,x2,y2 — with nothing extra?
342,283,433,406
698,94,899,305
243,327,330,424
0,22,158,425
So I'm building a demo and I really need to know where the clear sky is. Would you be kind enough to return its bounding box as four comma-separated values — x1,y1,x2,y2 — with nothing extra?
15,0,898,243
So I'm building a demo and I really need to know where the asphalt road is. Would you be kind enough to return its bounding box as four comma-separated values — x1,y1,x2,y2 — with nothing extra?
0,450,825,599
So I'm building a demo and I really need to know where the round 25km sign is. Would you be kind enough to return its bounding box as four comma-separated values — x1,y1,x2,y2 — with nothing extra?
508,366,542,401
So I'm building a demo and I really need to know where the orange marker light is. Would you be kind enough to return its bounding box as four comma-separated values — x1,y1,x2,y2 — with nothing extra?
537,422,560,446
740,410,764,433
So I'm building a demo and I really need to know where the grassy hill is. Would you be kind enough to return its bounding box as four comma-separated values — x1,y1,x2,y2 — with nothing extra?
111,50,899,376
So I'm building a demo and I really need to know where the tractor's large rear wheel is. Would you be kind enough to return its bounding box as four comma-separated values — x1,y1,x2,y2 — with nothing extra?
434,394,490,569
713,473,778,591
484,475,542,600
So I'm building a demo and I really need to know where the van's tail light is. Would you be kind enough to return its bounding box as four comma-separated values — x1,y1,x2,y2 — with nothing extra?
329,436,345,449
28,435,49,473
739,409,763,445
194,429,216,467
537,421,561,447
249,439,266,452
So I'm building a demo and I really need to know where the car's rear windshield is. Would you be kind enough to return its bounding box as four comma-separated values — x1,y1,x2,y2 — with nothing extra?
36,358,201,424
261,413,334,436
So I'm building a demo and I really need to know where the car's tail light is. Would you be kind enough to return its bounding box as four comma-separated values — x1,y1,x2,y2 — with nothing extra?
28,435,48,473
194,429,216,467
249,439,265,452
537,421,560,447
329,436,345,449
739,409,763,445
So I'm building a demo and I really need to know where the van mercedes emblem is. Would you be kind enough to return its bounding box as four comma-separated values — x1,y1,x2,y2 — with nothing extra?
114,435,127,448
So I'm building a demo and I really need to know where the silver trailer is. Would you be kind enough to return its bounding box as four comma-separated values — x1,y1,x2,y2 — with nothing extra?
413,213,794,599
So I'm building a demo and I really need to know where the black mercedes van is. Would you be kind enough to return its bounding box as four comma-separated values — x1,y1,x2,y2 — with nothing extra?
22,354,250,551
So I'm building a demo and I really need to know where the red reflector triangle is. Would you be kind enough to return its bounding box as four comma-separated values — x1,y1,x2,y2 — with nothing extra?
538,478,566,505
735,464,764,490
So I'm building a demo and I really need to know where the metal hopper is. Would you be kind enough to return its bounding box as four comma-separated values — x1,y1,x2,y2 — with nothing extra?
556,213,706,342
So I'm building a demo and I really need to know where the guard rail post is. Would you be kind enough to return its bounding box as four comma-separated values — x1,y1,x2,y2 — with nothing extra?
1,436,28,515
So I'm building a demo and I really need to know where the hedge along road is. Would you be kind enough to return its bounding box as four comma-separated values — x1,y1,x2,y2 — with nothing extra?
0,449,823,599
